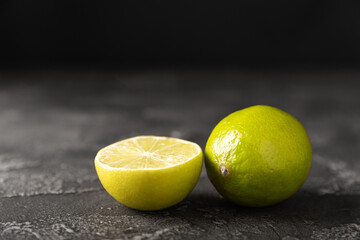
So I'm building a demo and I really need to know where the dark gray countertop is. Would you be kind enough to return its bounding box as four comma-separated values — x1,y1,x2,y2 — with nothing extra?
0,69,359,239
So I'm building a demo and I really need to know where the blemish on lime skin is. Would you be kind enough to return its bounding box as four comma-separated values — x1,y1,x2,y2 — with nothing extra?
220,165,229,176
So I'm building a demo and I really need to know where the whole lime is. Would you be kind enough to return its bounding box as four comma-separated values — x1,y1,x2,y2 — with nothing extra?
205,105,312,207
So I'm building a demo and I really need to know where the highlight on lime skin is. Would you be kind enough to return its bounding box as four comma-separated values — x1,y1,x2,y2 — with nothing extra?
94,136,203,211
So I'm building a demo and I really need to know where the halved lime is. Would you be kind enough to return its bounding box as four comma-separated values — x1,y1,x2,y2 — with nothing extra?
95,136,203,211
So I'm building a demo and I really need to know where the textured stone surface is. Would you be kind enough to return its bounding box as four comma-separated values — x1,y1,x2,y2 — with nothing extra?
0,69,359,239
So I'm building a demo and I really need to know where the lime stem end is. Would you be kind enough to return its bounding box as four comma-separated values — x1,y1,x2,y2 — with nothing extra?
220,165,228,176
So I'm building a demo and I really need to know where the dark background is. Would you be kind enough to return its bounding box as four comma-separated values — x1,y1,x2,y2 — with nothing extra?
1,2,360,239
1,1,360,67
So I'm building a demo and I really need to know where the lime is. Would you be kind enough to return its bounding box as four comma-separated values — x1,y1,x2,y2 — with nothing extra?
95,136,203,211
205,105,312,207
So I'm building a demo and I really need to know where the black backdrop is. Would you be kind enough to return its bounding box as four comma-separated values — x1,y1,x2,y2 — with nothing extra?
1,1,360,66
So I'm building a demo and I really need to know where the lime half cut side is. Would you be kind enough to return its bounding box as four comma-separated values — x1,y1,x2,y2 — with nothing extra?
95,136,203,211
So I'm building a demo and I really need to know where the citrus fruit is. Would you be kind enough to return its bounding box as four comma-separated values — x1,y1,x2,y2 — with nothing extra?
205,105,312,207
95,136,203,211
